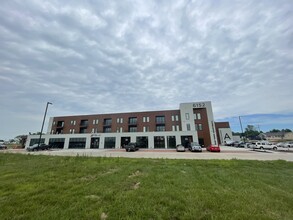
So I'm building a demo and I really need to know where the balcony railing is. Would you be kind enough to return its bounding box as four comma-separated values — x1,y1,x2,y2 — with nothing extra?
56,122,64,127
80,121,88,127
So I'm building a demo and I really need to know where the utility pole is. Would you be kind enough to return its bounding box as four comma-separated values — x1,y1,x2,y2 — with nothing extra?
38,102,52,147
239,116,245,142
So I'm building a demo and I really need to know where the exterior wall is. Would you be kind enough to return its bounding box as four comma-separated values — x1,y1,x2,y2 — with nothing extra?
215,122,231,144
218,128,234,144
47,117,53,134
49,110,181,134
179,101,217,146
25,131,198,149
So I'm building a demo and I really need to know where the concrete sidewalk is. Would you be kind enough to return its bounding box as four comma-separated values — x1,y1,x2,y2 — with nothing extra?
1,146,293,161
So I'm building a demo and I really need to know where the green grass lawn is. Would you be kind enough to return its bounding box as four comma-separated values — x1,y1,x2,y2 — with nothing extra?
0,153,292,220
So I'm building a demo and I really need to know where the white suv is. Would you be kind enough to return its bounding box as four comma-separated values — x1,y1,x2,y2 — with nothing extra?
250,141,278,151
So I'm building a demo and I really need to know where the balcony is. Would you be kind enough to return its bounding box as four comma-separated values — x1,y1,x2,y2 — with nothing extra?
156,116,165,125
103,118,112,127
80,120,88,127
128,117,137,125
56,121,64,128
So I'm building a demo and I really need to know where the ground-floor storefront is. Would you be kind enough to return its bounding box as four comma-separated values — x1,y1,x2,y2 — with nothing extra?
25,131,198,149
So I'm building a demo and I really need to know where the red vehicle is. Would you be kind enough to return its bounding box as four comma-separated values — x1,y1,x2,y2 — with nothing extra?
206,144,221,152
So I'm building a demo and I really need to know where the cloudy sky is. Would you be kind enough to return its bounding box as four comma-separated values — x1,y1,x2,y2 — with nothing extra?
1,0,293,140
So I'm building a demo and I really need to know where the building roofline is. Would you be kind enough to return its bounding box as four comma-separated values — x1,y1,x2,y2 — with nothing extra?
52,109,180,118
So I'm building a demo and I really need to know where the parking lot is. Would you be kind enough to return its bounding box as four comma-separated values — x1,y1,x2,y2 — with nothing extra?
1,146,293,161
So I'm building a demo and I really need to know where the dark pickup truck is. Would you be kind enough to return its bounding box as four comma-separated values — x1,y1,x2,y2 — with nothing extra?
125,142,139,152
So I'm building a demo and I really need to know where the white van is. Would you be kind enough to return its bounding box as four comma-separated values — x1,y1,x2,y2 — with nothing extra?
250,141,277,150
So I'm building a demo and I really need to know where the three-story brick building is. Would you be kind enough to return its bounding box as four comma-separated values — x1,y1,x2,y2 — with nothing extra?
26,101,232,149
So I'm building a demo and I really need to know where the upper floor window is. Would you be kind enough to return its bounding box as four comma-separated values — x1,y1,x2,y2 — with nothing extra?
129,117,137,125
185,113,190,120
197,113,201,120
80,120,88,127
143,116,150,123
129,127,137,132
172,115,179,121
117,118,123,123
156,116,165,124
104,118,112,126
198,124,203,130
57,121,64,127
156,125,165,131
103,127,111,133
195,124,203,131
79,128,87,133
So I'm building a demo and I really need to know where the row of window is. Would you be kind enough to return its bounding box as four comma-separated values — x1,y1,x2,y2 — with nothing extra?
64,125,171,134
186,123,203,131
57,124,200,134
29,135,186,149
185,113,202,120
54,115,182,128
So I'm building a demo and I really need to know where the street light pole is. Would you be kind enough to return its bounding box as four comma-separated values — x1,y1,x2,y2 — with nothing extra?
239,116,244,142
38,102,52,147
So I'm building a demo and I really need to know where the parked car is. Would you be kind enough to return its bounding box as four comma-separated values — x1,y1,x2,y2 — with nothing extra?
125,142,139,152
0,144,7,150
250,142,277,151
279,142,293,148
225,140,235,146
176,144,186,152
206,144,221,152
237,142,250,148
277,142,286,148
26,143,51,152
189,142,202,152
277,142,292,149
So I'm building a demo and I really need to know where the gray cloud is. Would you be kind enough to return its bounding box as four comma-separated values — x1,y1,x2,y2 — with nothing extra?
1,0,293,139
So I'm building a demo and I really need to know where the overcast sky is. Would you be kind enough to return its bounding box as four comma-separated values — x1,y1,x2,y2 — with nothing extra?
1,0,293,140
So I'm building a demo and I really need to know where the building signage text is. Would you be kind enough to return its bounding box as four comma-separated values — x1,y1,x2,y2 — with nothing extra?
193,103,206,108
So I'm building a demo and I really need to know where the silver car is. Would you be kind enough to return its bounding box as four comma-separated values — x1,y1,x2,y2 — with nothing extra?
189,142,202,152
176,144,186,152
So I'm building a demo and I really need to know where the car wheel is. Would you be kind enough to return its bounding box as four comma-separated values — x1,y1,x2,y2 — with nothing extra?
260,147,264,150
273,147,277,151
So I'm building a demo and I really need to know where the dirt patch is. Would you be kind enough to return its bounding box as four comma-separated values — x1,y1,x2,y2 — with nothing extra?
132,182,140,190
128,170,141,178
100,212,108,220
85,195,100,200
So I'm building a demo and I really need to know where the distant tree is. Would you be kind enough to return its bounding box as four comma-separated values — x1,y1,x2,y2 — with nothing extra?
244,125,260,140
15,135,28,148
232,132,242,136
29,132,44,135
268,129,291,133
269,129,281,132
